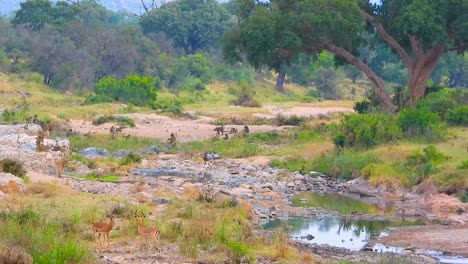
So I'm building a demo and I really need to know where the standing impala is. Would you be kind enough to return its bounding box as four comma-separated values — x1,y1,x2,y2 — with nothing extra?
92,213,115,247
136,213,160,247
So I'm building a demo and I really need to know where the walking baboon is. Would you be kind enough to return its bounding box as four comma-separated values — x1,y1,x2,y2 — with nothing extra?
24,116,32,124
110,126,115,134
213,126,225,136
229,128,238,134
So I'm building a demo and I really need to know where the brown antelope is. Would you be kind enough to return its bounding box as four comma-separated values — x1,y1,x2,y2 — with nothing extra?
92,213,115,247
136,214,160,247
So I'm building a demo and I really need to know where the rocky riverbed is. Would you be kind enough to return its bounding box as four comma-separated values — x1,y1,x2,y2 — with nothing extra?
1,123,467,263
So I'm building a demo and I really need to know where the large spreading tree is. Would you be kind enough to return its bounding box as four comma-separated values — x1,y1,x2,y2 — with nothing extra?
140,0,234,55
228,0,467,110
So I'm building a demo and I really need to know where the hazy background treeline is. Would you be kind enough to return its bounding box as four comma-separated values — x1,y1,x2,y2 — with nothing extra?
0,0,466,103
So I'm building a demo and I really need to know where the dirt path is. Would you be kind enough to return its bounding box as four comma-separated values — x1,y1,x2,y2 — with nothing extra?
68,106,354,142
379,225,468,257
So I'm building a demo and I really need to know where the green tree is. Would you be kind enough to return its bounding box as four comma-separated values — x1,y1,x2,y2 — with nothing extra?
140,0,233,54
232,0,467,110
12,0,77,31
223,0,303,93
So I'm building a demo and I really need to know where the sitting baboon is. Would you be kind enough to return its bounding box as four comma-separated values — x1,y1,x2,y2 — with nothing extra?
110,126,115,134
213,125,225,136
229,128,238,134
223,133,229,140
66,128,73,137
243,125,250,133
32,114,39,125
168,133,176,145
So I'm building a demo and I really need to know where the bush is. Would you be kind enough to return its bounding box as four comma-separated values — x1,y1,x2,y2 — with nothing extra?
312,150,380,179
118,152,142,166
353,100,371,114
273,115,306,126
447,105,468,126
230,82,261,108
457,160,468,169
88,75,159,107
416,89,456,120
398,108,445,139
0,159,27,179
91,115,135,127
405,145,449,185
334,114,401,148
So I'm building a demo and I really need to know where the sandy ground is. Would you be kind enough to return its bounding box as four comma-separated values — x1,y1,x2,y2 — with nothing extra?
68,106,354,142
379,225,468,257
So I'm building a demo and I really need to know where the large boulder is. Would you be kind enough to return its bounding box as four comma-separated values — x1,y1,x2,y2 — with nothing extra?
0,173,26,194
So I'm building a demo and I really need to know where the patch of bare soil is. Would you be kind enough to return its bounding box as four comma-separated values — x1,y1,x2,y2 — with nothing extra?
68,113,285,142
254,105,354,118
379,225,468,257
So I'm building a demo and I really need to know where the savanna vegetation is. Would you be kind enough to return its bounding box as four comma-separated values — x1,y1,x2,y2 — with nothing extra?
0,0,467,263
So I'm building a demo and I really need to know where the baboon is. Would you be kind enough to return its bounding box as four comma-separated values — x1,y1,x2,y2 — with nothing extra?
213,125,225,136
229,128,238,134
32,114,39,124
168,133,176,145
24,116,32,124
243,125,250,133
223,133,229,140
66,128,73,137
115,126,125,133
124,134,131,140
110,126,115,134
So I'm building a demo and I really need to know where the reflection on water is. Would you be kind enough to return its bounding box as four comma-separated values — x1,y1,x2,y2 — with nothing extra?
264,217,391,251
372,244,468,264
292,192,392,214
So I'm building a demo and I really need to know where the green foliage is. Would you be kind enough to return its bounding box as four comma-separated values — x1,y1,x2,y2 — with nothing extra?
398,108,445,139
405,145,449,185
447,105,468,126
154,99,185,116
0,159,27,179
416,89,457,120
140,0,233,54
83,173,120,182
182,138,257,158
89,75,159,107
292,192,383,214
230,81,261,107
70,134,164,152
312,150,380,179
0,209,95,263
311,52,343,100
169,54,213,91
457,160,468,169
353,100,372,114
334,114,401,148
273,115,306,126
91,115,135,127
118,152,142,166
270,157,313,175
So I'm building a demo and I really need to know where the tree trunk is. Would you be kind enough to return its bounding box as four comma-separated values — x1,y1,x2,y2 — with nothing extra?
276,71,286,93
325,44,397,112
406,46,442,106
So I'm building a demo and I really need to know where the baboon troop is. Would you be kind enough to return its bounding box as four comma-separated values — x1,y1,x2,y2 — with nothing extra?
213,125,250,139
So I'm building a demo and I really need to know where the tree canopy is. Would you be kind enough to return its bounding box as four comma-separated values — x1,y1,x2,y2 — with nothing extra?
140,0,234,54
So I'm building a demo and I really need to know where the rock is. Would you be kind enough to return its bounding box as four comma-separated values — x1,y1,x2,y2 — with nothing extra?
306,234,315,240
79,147,109,158
287,182,295,188
299,198,309,202
112,149,130,158
0,173,26,194
228,167,240,175
132,167,193,178
309,171,322,176
153,198,172,204
261,183,273,190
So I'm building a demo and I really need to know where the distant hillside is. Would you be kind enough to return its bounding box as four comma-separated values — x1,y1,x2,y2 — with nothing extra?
0,0,148,16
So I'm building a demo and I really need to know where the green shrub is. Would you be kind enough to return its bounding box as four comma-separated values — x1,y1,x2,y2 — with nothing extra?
457,160,468,169
270,157,313,174
118,152,142,166
0,159,27,179
405,145,449,185
334,114,401,148
91,115,135,127
273,115,306,126
398,108,445,139
230,81,261,108
353,100,372,114
312,150,380,179
447,105,468,126
88,75,159,107
416,89,456,120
